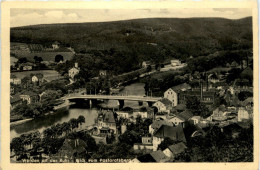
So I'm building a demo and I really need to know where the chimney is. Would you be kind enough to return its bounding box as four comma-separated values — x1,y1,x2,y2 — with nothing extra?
75,63,78,68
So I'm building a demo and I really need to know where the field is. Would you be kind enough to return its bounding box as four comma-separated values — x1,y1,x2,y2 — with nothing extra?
11,70,61,82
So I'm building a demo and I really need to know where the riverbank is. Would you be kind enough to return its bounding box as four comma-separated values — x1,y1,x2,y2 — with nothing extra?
10,118,33,127
10,106,69,128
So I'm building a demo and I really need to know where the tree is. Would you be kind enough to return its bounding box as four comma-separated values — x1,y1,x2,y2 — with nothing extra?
77,115,85,129
11,137,25,159
18,57,27,63
186,96,209,118
69,118,79,131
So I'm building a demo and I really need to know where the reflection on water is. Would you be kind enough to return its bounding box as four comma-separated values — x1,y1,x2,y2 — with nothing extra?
10,82,146,140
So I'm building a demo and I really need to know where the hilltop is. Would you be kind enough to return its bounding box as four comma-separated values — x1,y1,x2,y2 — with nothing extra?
11,17,252,61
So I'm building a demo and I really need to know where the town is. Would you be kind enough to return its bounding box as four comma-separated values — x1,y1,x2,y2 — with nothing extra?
10,17,253,163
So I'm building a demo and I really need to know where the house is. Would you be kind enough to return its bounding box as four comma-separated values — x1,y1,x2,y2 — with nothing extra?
52,138,87,163
241,97,253,110
170,59,181,67
131,150,170,163
116,107,133,119
133,107,153,119
130,154,156,163
149,120,174,135
19,91,39,104
20,63,33,70
167,110,193,128
10,94,23,109
153,98,172,113
211,105,227,121
238,107,250,122
190,116,201,125
133,134,153,151
32,75,38,83
10,77,21,85
152,125,186,151
52,41,60,50
31,74,44,84
99,70,107,77
142,61,152,68
68,63,80,83
150,150,169,162
230,61,239,68
167,115,185,127
164,83,191,106
96,110,117,134
163,142,187,158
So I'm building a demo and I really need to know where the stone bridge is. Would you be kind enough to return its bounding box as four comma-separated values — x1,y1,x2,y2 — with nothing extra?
62,94,161,108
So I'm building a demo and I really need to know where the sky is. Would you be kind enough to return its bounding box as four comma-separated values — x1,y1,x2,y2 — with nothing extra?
10,8,252,27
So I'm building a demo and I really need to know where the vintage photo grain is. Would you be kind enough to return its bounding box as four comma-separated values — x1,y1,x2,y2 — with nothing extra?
1,2,258,169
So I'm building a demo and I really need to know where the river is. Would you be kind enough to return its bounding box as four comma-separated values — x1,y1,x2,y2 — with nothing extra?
10,82,146,140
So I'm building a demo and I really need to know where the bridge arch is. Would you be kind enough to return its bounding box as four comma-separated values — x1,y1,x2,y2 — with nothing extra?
55,54,64,63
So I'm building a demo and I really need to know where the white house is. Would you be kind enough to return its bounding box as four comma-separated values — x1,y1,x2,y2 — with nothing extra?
133,135,153,151
163,142,187,158
164,83,191,106
167,115,185,127
32,75,39,83
142,61,151,68
238,107,249,122
170,59,181,67
190,116,201,125
153,98,172,113
164,89,178,106
10,77,21,85
52,41,60,50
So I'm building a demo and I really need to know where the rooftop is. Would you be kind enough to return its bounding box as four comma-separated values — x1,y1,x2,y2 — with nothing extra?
171,83,191,92
167,142,187,155
150,150,169,162
158,98,172,107
153,125,186,143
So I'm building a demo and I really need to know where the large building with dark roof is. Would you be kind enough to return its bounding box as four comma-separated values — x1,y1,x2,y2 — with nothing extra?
152,124,186,151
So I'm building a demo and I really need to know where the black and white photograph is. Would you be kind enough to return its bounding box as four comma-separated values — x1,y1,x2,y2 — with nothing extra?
5,5,256,165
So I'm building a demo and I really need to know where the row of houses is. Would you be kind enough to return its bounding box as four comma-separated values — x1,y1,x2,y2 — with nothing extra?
11,73,44,85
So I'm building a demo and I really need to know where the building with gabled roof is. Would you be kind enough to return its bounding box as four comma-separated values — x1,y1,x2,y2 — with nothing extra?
167,110,193,128
10,94,23,109
150,150,169,162
19,91,39,104
152,125,186,151
153,98,172,114
164,83,191,106
163,142,187,158
149,120,174,135
51,138,87,162
97,110,117,134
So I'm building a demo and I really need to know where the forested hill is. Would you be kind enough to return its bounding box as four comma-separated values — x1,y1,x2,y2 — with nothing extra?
11,17,252,61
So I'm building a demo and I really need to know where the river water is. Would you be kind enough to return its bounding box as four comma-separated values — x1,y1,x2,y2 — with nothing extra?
10,82,146,140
